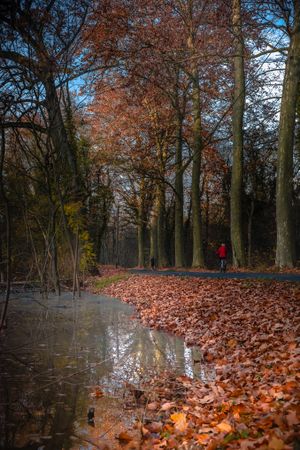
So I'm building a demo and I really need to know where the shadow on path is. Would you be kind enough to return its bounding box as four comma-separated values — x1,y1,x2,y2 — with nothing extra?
130,269,300,282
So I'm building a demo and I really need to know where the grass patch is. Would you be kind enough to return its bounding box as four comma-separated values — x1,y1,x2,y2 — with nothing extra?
93,273,130,290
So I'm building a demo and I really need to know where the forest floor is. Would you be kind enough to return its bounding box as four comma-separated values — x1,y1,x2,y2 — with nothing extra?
86,268,300,449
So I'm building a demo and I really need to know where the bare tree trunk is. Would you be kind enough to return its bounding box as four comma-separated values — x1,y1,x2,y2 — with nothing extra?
50,206,60,296
276,2,300,268
175,111,184,267
150,200,158,266
247,197,255,267
157,181,168,267
115,205,120,267
137,212,145,267
191,71,205,268
205,189,209,259
72,227,80,298
55,179,80,294
137,180,145,267
296,88,300,161
44,76,79,190
0,127,11,330
231,0,246,267
0,228,4,283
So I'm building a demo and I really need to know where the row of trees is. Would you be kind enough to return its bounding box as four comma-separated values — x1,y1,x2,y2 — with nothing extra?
0,0,299,315
86,0,300,268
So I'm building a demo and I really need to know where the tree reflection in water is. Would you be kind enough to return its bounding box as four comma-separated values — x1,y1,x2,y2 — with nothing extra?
0,291,203,449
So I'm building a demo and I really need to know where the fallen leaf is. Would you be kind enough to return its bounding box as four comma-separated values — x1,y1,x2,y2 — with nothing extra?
147,422,163,433
216,421,232,433
160,402,176,411
227,339,237,348
199,394,215,404
117,431,133,442
147,402,158,411
170,412,188,432
268,435,285,450
286,410,299,427
195,433,210,444
90,387,103,398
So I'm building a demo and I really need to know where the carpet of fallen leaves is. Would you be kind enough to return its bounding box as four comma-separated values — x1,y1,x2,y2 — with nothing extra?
90,275,300,449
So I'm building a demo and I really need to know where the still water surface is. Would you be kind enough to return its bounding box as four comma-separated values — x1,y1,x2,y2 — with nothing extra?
0,291,202,449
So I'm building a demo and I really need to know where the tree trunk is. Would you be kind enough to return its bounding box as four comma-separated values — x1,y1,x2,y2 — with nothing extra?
137,214,145,267
0,127,11,330
191,72,205,267
231,0,246,267
204,189,209,259
72,227,80,298
157,181,168,267
276,3,300,268
175,111,184,267
44,76,79,191
137,181,145,267
50,206,60,296
150,201,158,266
0,229,4,283
247,197,255,267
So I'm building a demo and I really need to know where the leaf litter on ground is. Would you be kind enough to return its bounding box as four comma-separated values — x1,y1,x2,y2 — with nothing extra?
87,275,300,449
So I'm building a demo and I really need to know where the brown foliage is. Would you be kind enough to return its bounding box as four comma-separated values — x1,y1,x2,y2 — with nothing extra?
94,275,300,448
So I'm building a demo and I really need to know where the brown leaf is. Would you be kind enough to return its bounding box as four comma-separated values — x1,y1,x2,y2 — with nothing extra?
160,402,176,411
147,422,163,433
286,410,299,427
147,401,159,411
268,435,285,450
199,394,215,404
117,431,133,442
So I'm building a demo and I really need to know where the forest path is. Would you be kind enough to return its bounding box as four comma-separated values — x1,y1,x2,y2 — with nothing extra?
130,269,300,282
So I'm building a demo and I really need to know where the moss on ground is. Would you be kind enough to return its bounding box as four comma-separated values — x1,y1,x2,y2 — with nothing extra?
93,273,130,290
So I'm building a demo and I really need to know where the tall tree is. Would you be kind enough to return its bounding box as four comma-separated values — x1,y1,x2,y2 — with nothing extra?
0,1,88,191
276,0,300,267
230,0,246,267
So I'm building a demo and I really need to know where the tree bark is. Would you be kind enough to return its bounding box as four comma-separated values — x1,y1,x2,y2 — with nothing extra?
231,0,246,267
0,127,11,330
50,206,60,296
137,213,145,267
276,2,300,268
157,181,168,267
191,71,205,267
150,200,158,266
44,76,79,190
247,197,255,267
175,111,184,267
137,180,146,267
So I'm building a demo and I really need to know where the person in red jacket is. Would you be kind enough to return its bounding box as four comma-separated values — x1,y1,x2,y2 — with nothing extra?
216,243,227,272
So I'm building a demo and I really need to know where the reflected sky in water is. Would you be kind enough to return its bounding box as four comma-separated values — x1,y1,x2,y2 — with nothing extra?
0,291,203,449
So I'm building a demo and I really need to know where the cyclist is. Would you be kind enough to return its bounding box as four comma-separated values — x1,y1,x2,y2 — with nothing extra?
216,243,227,272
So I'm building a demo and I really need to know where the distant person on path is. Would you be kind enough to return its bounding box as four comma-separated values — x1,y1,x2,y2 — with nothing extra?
216,243,227,272
150,257,156,271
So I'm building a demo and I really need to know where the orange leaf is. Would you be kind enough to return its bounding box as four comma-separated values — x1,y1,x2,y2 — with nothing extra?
170,412,188,432
216,421,232,433
195,433,210,444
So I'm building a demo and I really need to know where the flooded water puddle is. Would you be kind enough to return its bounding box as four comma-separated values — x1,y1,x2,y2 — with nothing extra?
0,291,205,449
